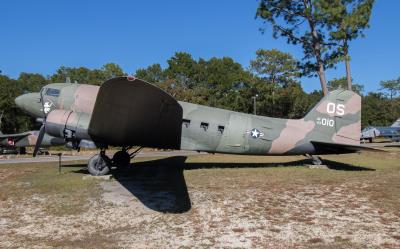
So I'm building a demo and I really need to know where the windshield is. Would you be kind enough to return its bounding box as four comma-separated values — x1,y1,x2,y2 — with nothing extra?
45,88,60,97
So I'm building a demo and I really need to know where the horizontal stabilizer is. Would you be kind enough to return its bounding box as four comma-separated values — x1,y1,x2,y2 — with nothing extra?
311,141,385,154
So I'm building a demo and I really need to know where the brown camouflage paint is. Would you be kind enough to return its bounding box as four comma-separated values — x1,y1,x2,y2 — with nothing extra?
332,121,361,145
71,85,99,114
268,119,315,154
343,94,361,115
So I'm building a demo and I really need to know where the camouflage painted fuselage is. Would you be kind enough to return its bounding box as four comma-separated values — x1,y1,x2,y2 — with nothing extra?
15,81,361,155
180,89,360,155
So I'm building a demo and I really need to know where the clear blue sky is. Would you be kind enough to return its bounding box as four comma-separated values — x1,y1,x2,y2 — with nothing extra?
0,0,398,93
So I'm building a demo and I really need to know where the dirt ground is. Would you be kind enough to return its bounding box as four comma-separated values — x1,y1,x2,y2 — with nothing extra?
0,149,399,249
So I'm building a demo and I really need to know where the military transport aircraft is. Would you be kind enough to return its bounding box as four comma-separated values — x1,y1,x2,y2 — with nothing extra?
15,76,375,175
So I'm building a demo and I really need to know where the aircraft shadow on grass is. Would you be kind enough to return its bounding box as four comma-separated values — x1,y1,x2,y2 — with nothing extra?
70,156,374,213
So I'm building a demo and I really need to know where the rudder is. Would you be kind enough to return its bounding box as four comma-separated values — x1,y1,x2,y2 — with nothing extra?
304,90,361,145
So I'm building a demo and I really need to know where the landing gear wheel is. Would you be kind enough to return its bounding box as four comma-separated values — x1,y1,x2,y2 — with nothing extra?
88,154,111,176
112,150,130,168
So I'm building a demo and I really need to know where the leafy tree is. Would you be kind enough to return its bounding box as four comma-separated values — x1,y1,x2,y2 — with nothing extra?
154,52,256,109
18,73,48,92
50,66,101,84
203,57,253,89
361,92,399,127
0,75,34,133
328,77,364,95
256,0,338,95
101,63,125,80
165,52,199,89
250,49,300,86
325,0,374,90
379,78,400,100
50,63,126,85
379,78,400,118
199,57,255,108
135,64,166,83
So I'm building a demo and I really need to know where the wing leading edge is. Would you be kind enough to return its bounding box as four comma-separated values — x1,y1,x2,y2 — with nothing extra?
0,132,31,141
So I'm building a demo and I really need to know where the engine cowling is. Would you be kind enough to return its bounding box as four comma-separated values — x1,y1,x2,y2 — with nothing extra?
46,109,92,142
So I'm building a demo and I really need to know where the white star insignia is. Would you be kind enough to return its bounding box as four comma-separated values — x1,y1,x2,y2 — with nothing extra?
251,129,260,138
246,128,264,139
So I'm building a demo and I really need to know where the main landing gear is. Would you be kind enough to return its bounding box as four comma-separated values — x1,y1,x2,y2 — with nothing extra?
304,154,328,169
87,147,142,176
311,155,323,166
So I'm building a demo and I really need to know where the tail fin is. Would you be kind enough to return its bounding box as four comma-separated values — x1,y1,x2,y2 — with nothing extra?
304,89,361,145
391,118,400,127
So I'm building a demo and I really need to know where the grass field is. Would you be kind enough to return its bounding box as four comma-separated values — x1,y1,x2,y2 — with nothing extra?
0,149,399,248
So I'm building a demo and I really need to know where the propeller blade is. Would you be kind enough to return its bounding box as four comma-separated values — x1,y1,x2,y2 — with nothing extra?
33,124,45,157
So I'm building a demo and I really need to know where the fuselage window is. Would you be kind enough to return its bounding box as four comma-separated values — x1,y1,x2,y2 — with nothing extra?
45,88,60,97
200,122,209,131
182,119,191,128
218,125,225,134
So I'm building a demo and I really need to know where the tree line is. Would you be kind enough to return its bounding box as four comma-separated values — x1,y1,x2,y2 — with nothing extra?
0,50,399,134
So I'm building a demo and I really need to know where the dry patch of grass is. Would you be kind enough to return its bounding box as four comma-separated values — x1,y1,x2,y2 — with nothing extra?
0,162,101,216
0,162,108,248
0,149,399,248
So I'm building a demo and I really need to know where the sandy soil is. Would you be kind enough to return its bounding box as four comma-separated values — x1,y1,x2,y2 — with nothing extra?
0,153,399,249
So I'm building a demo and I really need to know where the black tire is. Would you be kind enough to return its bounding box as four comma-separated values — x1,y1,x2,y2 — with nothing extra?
88,154,111,176
112,150,130,168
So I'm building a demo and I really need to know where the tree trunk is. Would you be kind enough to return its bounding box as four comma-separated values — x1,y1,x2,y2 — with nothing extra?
305,0,328,96
317,60,328,96
344,41,352,91
345,59,352,91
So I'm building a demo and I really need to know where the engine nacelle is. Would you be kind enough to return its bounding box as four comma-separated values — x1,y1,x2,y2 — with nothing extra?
46,110,91,142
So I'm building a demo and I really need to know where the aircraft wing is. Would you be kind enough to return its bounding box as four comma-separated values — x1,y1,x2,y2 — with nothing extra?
311,141,385,154
0,132,32,141
88,77,183,149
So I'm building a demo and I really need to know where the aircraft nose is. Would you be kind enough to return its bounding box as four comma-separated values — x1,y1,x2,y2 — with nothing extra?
14,92,45,118
15,95,25,109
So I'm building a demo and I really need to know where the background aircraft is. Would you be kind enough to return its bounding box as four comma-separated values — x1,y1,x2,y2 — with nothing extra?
0,111,65,154
15,76,375,175
0,130,66,154
361,118,400,142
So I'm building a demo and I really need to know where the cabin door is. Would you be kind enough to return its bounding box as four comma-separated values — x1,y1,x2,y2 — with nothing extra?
224,114,250,153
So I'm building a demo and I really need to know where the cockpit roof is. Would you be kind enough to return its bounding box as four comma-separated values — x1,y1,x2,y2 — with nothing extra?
43,83,74,90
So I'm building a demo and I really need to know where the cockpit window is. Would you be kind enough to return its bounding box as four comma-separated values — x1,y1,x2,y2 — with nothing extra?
45,88,60,97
